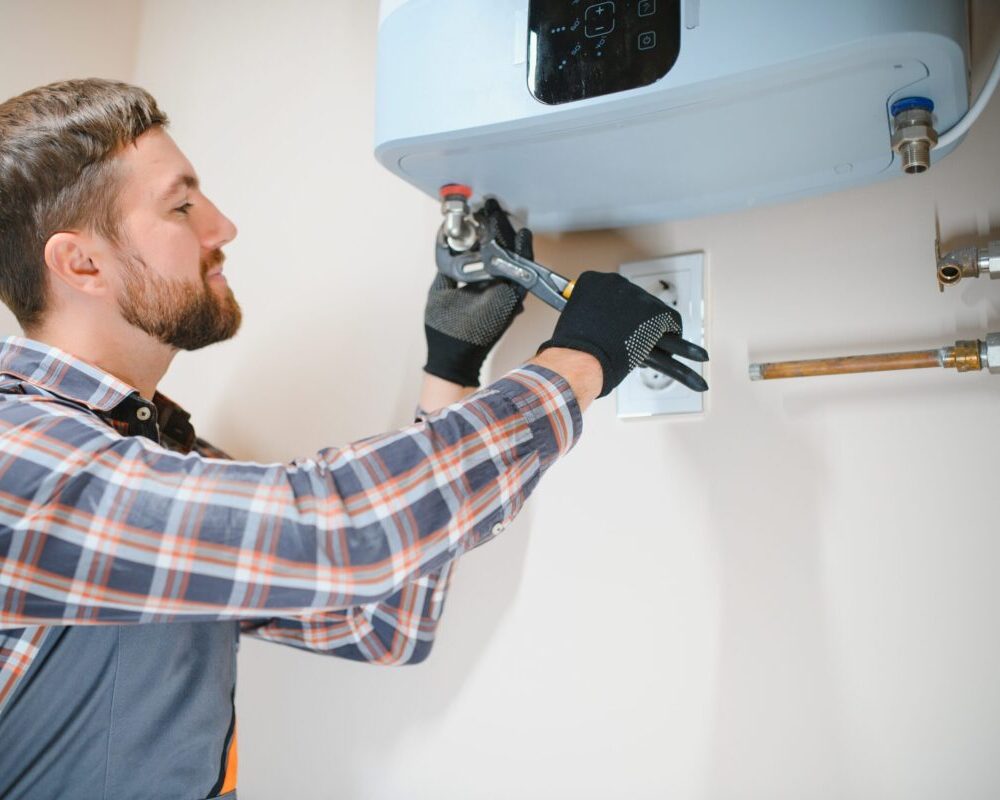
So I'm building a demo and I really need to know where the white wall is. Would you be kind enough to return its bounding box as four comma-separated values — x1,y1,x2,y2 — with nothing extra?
0,0,140,96
4,2,1000,797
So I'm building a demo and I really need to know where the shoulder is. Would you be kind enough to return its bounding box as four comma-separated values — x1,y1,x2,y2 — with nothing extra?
0,380,136,457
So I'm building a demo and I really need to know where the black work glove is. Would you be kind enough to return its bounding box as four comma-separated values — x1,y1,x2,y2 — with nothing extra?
424,199,533,387
538,271,709,396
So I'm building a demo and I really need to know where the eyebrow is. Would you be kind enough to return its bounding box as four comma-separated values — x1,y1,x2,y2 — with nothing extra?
157,173,199,202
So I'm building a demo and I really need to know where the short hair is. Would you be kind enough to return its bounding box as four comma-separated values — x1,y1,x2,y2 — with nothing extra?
0,78,168,331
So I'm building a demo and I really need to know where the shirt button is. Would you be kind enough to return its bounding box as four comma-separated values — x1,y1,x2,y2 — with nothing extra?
491,522,505,535
136,406,152,421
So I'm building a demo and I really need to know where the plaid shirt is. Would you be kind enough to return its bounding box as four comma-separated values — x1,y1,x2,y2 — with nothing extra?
0,336,581,716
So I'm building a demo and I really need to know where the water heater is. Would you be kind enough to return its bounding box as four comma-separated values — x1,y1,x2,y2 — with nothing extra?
374,0,969,231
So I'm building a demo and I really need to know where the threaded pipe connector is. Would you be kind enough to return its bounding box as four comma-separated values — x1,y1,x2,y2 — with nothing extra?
890,97,938,175
898,140,931,174
438,183,478,252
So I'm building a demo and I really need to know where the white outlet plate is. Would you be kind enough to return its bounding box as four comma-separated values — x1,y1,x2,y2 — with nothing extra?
616,252,706,419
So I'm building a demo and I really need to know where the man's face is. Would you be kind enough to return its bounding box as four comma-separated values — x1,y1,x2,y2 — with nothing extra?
110,128,241,350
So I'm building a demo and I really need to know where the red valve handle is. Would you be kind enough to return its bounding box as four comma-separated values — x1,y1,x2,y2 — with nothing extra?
439,183,473,200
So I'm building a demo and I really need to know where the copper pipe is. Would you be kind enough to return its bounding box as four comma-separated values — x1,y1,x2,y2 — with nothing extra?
749,339,984,381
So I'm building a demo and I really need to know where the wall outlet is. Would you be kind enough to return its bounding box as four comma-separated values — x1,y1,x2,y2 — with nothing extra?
616,252,706,418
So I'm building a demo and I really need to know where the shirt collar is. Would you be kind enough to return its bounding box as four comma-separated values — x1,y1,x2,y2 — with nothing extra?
0,335,142,412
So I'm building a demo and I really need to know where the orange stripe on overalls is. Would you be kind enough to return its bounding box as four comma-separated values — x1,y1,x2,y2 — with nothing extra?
220,723,238,794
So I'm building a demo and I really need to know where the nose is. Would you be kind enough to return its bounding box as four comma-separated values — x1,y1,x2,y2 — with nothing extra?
200,195,238,250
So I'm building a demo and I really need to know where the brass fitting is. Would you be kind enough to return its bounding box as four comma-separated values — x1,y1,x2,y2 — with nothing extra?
937,240,1000,291
942,340,982,372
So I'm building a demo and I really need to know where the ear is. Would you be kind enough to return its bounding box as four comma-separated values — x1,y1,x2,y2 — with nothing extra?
43,231,108,297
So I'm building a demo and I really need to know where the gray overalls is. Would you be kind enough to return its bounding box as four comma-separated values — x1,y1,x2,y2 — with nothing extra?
0,385,240,800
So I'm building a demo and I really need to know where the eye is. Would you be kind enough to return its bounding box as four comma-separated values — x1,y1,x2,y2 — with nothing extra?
174,202,193,215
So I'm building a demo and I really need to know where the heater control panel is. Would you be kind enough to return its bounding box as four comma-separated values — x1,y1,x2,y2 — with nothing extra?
528,0,681,104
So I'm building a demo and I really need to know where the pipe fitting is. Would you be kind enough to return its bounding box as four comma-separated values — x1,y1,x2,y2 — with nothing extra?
983,332,1000,375
977,240,1000,280
946,340,983,372
937,240,1000,290
937,245,981,288
890,98,938,175
438,184,478,253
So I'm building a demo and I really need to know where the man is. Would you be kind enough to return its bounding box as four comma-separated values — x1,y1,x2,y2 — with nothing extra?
0,79,706,799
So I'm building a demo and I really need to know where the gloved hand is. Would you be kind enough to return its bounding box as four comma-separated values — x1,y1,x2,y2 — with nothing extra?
424,199,533,387
538,271,709,396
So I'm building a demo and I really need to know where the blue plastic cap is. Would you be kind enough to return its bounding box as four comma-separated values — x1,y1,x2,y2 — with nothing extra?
891,96,935,115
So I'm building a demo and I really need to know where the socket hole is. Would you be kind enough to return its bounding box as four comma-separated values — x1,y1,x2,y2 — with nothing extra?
904,163,927,175
640,367,674,391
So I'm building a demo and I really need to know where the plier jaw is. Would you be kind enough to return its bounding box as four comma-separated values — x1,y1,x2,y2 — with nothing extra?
434,189,575,311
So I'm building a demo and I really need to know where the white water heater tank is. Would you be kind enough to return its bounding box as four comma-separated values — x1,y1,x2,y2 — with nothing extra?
374,0,969,231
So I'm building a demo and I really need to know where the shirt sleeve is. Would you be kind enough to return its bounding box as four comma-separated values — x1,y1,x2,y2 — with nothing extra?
0,365,581,627
240,560,455,665
240,400,460,665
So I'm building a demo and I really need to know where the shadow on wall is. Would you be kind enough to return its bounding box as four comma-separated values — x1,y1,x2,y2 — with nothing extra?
503,225,851,791
213,227,682,794
669,393,850,794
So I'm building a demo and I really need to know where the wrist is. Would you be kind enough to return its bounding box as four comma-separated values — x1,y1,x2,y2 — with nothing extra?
529,347,603,411
424,326,488,388
419,372,476,413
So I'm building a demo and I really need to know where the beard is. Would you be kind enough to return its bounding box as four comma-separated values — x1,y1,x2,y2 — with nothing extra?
116,247,242,351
